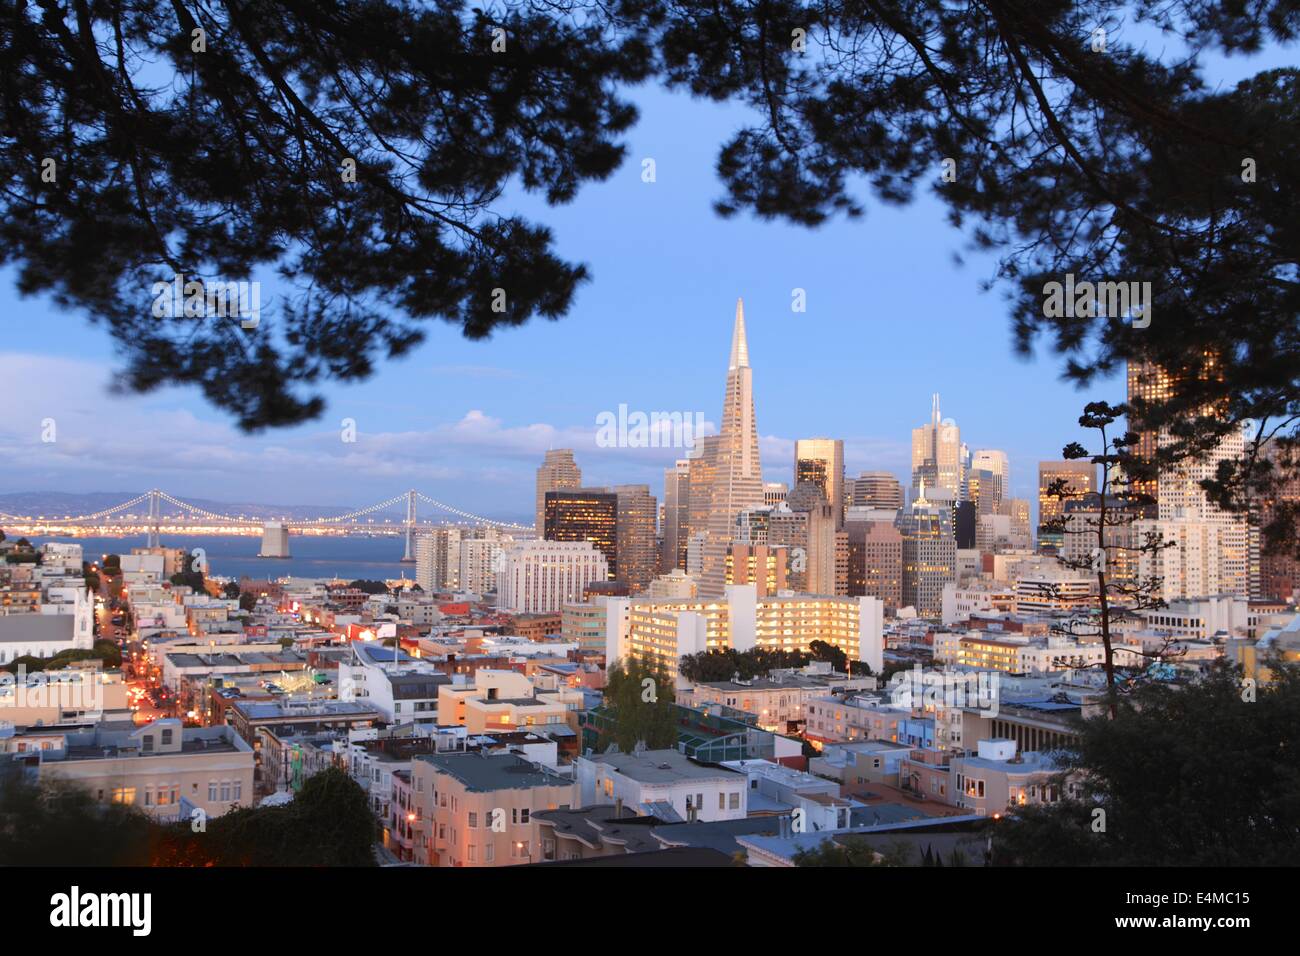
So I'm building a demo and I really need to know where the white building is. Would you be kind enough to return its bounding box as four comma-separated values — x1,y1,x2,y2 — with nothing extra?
575,748,747,823
497,540,608,614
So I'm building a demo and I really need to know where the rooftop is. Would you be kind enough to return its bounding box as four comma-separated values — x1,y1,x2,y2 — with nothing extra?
415,751,569,792
584,749,743,785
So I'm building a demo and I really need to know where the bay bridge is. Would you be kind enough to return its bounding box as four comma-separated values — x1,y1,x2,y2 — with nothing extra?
0,489,531,562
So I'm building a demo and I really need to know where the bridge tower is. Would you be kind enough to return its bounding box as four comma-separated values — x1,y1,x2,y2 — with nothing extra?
146,489,162,548
401,489,418,563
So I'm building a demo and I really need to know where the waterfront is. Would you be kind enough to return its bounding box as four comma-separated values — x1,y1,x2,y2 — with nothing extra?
29,533,417,583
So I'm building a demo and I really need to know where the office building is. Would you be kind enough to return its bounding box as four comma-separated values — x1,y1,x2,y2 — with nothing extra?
849,471,904,511
535,449,582,536
1038,460,1097,553
498,540,609,614
845,519,904,610
895,484,957,616
794,438,845,526
912,394,963,499
544,489,617,580
700,300,766,596
661,459,691,573
614,484,658,594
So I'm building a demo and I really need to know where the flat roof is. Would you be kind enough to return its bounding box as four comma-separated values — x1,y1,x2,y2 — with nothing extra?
414,752,569,792
586,749,742,785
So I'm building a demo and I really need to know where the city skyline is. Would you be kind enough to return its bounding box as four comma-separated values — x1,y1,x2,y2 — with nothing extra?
0,84,1125,516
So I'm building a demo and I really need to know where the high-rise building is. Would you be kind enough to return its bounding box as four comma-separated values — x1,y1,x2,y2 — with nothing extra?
613,484,657,594
415,527,462,591
459,530,509,595
895,484,957,616
735,506,771,545
1126,359,1249,598
1038,460,1097,553
544,489,617,580
1260,442,1300,600
535,449,582,536
661,459,691,573
804,502,840,595
725,544,790,596
498,540,609,614
794,438,845,527
685,435,719,562
849,472,904,511
1137,421,1250,599
700,300,765,596
969,449,1009,512
911,394,963,499
844,519,903,610
1007,498,1032,547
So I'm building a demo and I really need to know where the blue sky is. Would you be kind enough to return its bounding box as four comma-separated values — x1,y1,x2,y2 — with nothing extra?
0,30,1290,522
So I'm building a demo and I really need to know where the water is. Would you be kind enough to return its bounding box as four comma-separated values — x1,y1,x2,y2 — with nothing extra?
28,534,416,583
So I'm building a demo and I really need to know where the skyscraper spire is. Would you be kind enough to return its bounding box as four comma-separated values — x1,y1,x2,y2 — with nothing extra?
700,298,764,596
729,298,749,370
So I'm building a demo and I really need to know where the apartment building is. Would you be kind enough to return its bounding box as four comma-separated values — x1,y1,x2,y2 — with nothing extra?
950,739,1068,816
575,748,747,823
410,751,578,866
680,666,875,735
36,718,254,820
608,584,884,680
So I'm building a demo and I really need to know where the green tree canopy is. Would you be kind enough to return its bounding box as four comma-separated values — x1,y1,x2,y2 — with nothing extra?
600,657,678,753
993,660,1300,866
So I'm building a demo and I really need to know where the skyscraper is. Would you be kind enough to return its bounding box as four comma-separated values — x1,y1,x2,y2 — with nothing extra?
544,489,617,580
614,484,657,594
1038,460,1097,553
1137,421,1250,599
849,471,904,511
661,459,690,573
970,449,1009,511
535,449,581,536
911,394,963,499
895,483,957,616
700,299,765,596
845,518,904,610
794,438,845,527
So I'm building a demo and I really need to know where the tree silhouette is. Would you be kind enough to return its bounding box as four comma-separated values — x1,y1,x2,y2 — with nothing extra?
4,2,1299,561
1042,400,1178,717
0,0,649,429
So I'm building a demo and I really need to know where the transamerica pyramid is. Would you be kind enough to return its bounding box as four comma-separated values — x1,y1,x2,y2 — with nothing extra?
699,298,765,596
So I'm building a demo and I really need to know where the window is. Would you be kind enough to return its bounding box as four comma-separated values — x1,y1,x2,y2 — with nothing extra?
111,787,136,805
468,812,478,828
142,735,154,753
208,781,218,801
485,844,494,863
468,845,477,862
161,728,173,746
220,781,232,801
718,793,726,810
729,792,740,810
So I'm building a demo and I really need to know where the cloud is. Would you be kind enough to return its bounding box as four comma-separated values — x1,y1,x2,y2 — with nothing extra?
0,353,915,513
